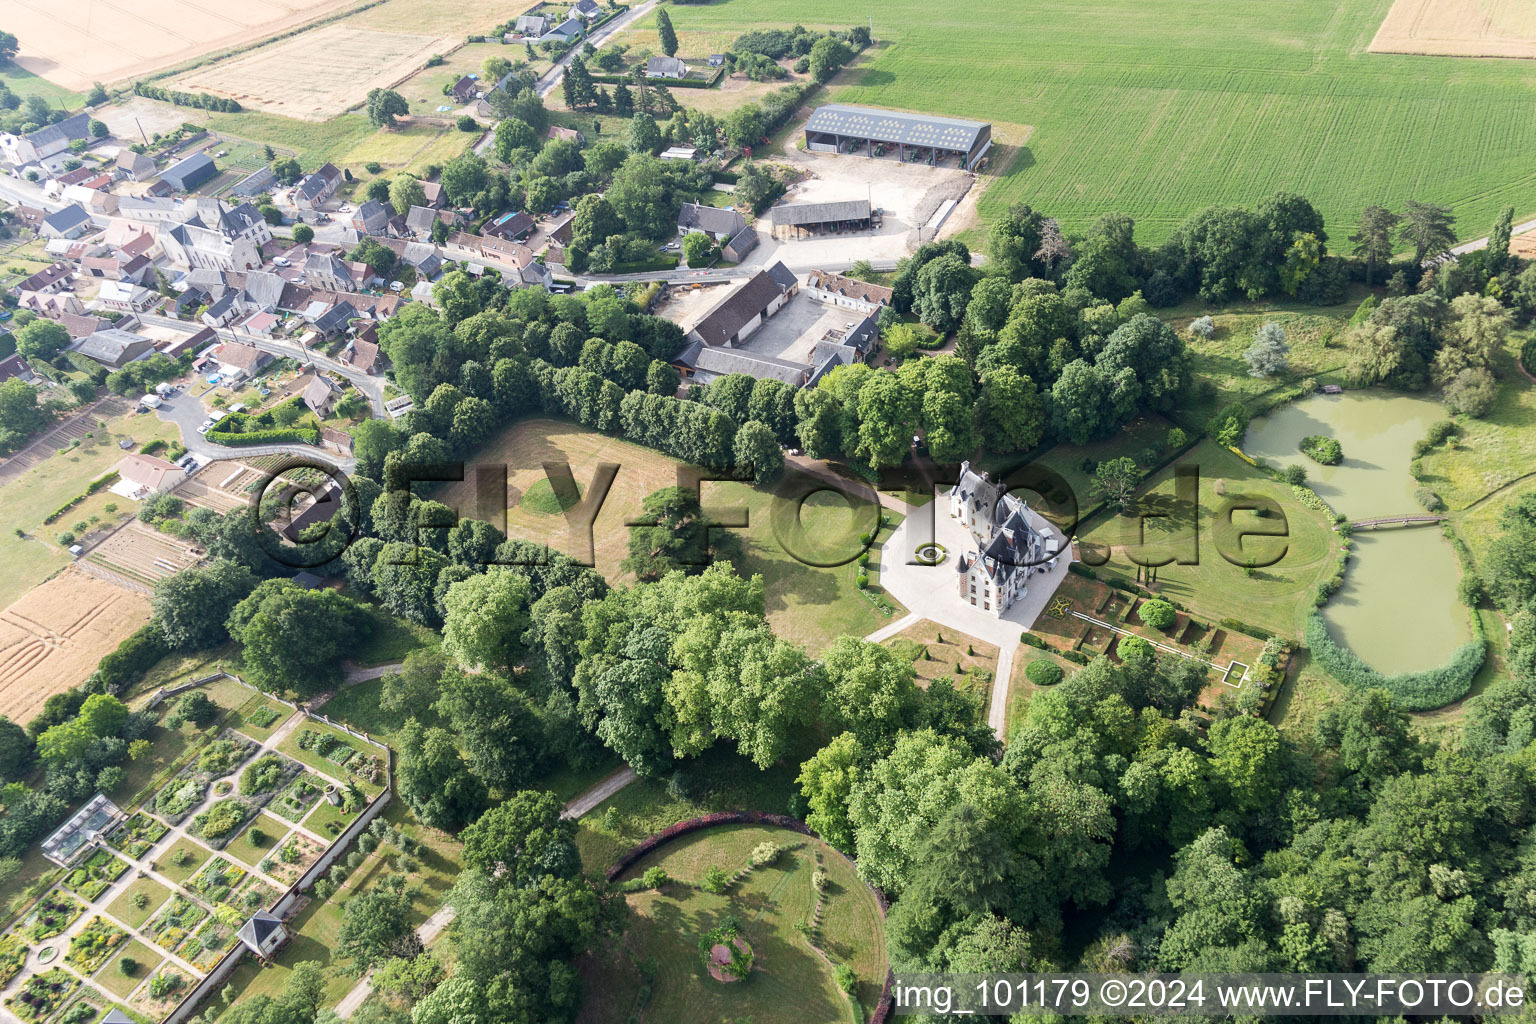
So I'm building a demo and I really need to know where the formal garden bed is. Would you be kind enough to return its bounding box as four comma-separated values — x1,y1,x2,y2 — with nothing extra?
185,857,246,906
98,940,159,1000
268,773,328,823
287,727,386,791
187,797,260,850
25,892,84,941
61,849,131,902
151,774,208,826
6,968,78,1023
56,995,103,1024
239,754,304,804
144,896,207,953
132,966,192,1019
106,813,168,859
181,917,239,972
64,916,129,975
228,875,281,914
0,935,28,988
258,832,323,886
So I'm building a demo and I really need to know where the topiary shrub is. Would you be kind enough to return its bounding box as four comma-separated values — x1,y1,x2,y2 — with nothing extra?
1139,598,1177,632
1025,659,1063,686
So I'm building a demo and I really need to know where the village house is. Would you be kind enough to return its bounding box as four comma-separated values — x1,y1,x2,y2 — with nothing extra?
646,56,690,79
294,163,343,213
405,205,459,241
483,210,535,241
301,375,340,416
71,328,155,369
350,199,392,236
0,112,92,169
950,461,1062,617
571,0,602,23
21,291,85,317
539,16,584,44
804,270,894,314
40,205,93,240
114,149,158,182
342,334,386,375
511,13,550,37
0,353,33,382
211,340,271,379
450,76,479,104
97,280,157,313
18,262,73,297
548,125,584,146
113,452,184,500
676,202,746,243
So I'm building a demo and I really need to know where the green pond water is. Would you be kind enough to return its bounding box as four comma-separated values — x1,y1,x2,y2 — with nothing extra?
1243,392,1469,675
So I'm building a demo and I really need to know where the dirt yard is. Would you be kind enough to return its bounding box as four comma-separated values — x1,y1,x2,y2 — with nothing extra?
766,134,976,266
653,282,732,335
0,0,362,91
172,24,457,121
1512,228,1536,259
1369,0,1536,57
0,569,151,722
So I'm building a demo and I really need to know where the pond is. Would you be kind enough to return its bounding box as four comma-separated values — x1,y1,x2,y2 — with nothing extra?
1244,391,1468,675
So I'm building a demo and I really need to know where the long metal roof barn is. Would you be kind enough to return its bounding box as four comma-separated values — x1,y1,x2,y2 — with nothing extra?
774,199,872,227
803,104,989,152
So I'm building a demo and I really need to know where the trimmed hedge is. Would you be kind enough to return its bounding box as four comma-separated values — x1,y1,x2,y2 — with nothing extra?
1219,617,1275,642
1025,660,1064,686
206,427,319,447
1304,612,1484,711
44,472,120,524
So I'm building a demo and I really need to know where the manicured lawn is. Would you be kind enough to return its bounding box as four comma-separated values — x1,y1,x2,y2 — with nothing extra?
662,0,1536,243
300,798,362,842
1418,334,1536,511
579,824,886,1024
151,838,210,886
222,814,289,873
315,679,407,743
574,747,804,874
1076,440,1341,638
991,415,1177,528
226,693,291,743
105,878,172,931
97,941,161,1000
1170,306,1355,433
450,417,899,654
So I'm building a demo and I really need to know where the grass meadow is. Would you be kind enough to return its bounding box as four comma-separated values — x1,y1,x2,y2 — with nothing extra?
662,0,1536,242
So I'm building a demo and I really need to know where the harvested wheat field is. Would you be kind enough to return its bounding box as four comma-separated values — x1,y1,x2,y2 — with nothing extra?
84,522,201,590
0,570,150,721
173,24,456,120
1511,228,1536,259
0,0,362,92
1369,0,1536,57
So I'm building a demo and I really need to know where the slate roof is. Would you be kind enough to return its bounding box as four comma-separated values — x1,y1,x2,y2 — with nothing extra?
676,202,745,236
766,260,798,291
515,13,550,34
161,152,217,191
689,264,795,347
685,344,809,386
74,328,151,364
42,205,91,235
112,149,152,176
243,271,287,309
355,199,391,234
214,341,268,373
26,112,91,150
405,205,440,235
19,262,71,291
646,56,689,77
803,104,990,152
237,910,284,953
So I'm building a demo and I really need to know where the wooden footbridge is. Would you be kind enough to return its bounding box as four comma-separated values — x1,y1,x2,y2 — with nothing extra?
1346,513,1448,529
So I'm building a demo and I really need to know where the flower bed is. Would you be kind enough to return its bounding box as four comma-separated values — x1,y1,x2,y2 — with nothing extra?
240,754,302,800
189,798,258,849
0,936,28,988
197,735,257,777
153,774,207,825
26,893,84,941
246,705,282,730
64,917,128,975
185,917,239,971
107,813,168,858
145,896,207,953
62,849,130,901
228,875,280,914
187,857,246,905
297,728,357,768
269,774,326,823
6,969,77,1022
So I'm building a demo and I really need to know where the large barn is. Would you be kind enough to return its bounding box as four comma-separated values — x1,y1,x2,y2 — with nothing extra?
803,104,992,170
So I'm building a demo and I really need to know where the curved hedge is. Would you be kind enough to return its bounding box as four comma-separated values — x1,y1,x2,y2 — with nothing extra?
206,427,319,447
607,810,895,1023
1304,612,1484,711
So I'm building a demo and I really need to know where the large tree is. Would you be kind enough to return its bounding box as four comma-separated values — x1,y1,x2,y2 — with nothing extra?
460,789,580,888
441,568,533,670
365,88,409,128
1398,200,1457,266
1349,205,1400,287
225,580,369,696
152,560,257,650
655,6,678,56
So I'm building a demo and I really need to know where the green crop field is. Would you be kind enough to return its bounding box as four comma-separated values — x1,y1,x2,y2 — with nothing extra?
664,0,1536,242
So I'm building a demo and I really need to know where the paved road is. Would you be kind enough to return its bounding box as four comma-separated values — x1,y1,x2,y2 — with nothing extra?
148,384,356,472
1449,215,1536,257
0,172,64,213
